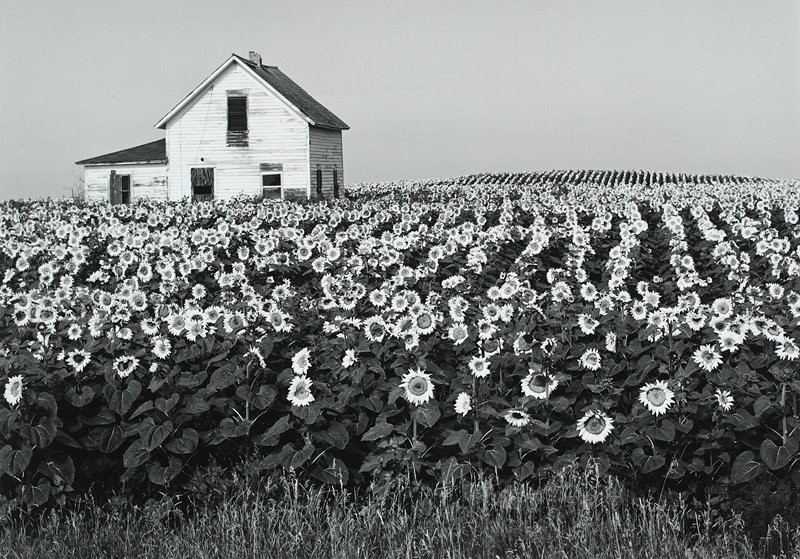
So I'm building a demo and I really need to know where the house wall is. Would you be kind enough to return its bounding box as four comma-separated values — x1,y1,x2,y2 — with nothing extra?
83,163,168,203
165,62,310,201
309,127,343,199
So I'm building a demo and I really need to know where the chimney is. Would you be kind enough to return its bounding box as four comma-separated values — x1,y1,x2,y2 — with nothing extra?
249,51,262,66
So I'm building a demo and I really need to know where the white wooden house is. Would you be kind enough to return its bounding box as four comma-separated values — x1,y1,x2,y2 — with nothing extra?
76,52,348,203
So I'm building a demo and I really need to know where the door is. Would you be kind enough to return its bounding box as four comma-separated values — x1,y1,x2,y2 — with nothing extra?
109,171,122,205
191,167,214,201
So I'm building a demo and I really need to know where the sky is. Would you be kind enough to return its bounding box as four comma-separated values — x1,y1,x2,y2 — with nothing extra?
0,0,798,200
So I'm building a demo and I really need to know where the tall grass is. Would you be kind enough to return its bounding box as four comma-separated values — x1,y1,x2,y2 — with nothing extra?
2,466,797,559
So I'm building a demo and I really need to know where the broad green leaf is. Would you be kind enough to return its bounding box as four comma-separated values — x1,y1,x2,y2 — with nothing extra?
481,446,507,469
361,421,393,442
21,481,51,507
164,428,199,455
759,439,798,471
731,451,762,484
122,440,151,469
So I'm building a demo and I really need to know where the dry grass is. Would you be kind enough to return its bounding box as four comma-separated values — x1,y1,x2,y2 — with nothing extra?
2,467,797,559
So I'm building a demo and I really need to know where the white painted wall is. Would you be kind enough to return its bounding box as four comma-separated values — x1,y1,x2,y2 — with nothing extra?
83,163,168,203
165,62,310,201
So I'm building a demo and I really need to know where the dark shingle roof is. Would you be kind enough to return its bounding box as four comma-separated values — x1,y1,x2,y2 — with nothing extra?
234,54,349,130
75,139,166,165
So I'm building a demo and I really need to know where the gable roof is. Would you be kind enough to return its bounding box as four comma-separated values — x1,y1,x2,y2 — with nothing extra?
233,55,349,131
155,54,349,130
75,139,166,165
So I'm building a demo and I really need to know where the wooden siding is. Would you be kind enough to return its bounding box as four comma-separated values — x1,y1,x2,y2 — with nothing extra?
83,163,168,203
309,127,344,199
165,62,310,201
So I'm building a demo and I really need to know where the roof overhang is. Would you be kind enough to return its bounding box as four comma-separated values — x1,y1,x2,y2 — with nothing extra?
79,160,167,167
154,54,314,129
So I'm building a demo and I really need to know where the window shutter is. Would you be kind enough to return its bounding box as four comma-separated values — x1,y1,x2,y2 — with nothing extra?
109,171,122,205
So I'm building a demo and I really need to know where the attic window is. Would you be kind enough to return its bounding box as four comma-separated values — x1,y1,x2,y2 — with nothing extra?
227,96,247,131
227,95,248,146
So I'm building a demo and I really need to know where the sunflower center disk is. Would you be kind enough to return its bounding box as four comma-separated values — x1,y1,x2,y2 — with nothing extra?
646,388,666,406
409,379,428,396
585,417,606,435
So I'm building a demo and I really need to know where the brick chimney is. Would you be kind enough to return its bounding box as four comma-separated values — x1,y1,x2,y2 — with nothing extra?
249,51,262,66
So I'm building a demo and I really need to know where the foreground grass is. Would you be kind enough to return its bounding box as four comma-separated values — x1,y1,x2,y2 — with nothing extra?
2,467,797,559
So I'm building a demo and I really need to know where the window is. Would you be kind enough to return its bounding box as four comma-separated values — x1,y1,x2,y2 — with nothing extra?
262,172,282,199
227,96,247,131
120,175,131,204
316,169,323,199
227,95,248,146
191,167,214,201
333,170,339,198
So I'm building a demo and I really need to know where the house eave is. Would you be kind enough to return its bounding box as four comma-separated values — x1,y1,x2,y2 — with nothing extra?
77,159,168,166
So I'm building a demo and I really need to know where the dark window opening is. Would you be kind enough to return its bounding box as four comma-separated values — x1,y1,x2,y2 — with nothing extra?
333,170,339,198
227,96,248,146
120,175,131,204
191,167,215,201
262,173,281,187
316,169,323,199
227,96,247,131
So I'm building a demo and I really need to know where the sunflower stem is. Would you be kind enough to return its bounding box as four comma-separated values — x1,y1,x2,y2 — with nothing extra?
472,375,479,434
781,383,787,445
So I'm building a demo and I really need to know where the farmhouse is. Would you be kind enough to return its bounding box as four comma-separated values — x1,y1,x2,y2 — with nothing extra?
76,51,348,203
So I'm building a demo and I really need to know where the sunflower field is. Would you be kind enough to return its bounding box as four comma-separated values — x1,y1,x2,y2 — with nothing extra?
1,170,800,513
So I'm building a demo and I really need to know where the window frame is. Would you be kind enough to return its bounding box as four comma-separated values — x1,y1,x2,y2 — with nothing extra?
261,171,283,200
226,95,248,132
226,92,249,147
190,166,215,202
119,174,132,204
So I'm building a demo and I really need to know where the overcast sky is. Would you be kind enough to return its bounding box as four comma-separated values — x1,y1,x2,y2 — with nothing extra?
0,0,798,200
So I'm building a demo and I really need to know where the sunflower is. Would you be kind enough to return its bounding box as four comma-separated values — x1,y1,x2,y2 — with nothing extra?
414,310,437,335
3,375,23,406
579,348,602,371
577,314,599,335
400,368,434,406
504,409,531,427
113,355,140,379
292,347,312,376
454,392,472,416
521,372,558,399
638,380,675,416
717,330,743,353
66,349,91,373
342,349,357,369
67,324,83,341
287,375,314,407
469,356,491,378
448,322,469,345
577,410,614,444
715,388,734,411
692,344,723,372
776,337,800,361
152,337,171,359
711,298,733,318
363,316,387,343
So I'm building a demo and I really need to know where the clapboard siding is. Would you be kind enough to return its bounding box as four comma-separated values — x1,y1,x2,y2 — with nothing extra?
309,127,343,198
165,63,310,201
83,164,168,202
